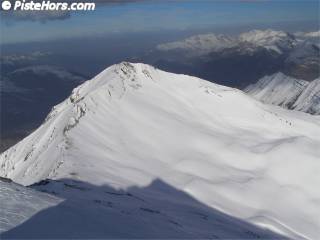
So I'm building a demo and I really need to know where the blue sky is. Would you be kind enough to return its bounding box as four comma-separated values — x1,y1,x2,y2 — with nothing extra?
1,0,319,44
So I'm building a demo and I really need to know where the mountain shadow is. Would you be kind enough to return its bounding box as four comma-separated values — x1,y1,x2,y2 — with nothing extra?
1,178,288,239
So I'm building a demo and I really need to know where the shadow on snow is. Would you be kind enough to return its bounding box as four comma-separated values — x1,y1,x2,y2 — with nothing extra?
2,178,287,239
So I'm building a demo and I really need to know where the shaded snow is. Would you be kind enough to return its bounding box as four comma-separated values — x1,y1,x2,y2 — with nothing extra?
0,178,286,239
0,179,61,233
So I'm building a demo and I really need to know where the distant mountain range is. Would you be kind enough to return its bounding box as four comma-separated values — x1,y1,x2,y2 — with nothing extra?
157,29,297,55
139,29,319,88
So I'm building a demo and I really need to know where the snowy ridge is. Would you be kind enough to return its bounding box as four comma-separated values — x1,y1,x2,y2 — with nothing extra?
293,78,320,114
295,31,320,38
245,72,309,107
156,33,237,55
295,30,320,49
1,63,320,239
239,29,296,53
245,72,320,115
157,29,297,55
304,31,320,38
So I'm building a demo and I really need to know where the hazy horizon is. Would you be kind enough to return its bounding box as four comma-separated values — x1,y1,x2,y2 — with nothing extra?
1,0,319,45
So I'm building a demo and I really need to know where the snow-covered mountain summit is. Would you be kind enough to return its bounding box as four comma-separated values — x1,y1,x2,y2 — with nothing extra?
157,29,297,55
157,33,237,55
245,72,320,115
239,29,297,53
1,63,320,239
295,30,320,39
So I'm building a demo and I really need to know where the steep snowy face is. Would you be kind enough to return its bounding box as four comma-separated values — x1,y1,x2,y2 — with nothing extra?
156,33,237,55
245,72,320,115
1,63,320,239
245,72,309,107
293,78,320,114
239,29,297,54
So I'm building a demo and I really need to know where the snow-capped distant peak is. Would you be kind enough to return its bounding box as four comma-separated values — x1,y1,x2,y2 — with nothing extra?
295,30,320,38
294,30,320,48
239,29,290,42
156,29,299,55
156,33,237,55
239,29,296,53
304,31,320,38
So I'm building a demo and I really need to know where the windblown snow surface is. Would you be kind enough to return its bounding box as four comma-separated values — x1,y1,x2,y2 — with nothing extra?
1,63,320,239
245,72,320,115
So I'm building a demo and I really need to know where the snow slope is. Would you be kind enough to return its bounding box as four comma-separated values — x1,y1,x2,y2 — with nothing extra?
0,178,285,239
245,72,309,107
1,63,320,239
245,72,320,115
293,78,320,114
